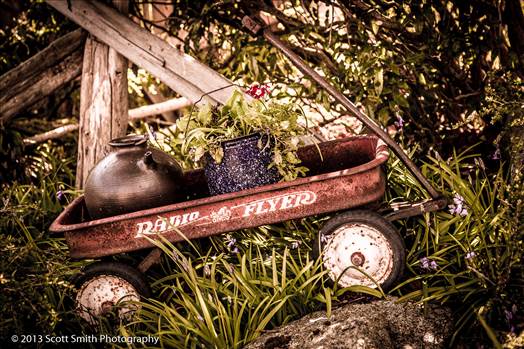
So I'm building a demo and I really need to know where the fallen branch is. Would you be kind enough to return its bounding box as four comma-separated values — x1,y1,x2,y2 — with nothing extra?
23,97,191,145
23,124,80,145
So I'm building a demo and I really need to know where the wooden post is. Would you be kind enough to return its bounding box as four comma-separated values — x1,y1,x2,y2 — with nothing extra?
45,0,246,105
76,1,129,189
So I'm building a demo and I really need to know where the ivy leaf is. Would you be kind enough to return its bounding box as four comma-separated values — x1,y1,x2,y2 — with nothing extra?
197,103,212,125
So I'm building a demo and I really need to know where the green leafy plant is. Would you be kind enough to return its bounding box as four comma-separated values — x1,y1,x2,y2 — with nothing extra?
386,147,523,347
176,90,309,181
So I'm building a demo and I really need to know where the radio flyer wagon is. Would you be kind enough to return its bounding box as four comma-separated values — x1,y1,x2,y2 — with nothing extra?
49,18,447,323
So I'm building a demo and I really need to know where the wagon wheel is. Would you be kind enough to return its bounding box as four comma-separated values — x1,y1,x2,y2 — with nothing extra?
73,261,151,324
315,210,405,291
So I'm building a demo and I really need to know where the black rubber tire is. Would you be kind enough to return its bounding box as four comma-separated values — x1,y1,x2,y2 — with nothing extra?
74,261,151,298
313,210,405,291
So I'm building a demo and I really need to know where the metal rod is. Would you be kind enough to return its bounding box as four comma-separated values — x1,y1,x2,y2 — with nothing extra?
261,28,441,199
138,248,162,273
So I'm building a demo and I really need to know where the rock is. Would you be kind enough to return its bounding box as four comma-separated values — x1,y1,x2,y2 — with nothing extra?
245,298,452,349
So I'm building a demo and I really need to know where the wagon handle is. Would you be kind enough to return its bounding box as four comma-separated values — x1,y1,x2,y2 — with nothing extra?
242,16,442,201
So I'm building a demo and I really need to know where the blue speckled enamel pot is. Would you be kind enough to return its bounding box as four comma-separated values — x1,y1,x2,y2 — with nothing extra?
204,133,280,195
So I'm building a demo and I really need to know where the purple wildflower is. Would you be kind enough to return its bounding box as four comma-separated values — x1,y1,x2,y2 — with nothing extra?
56,190,65,203
491,148,501,160
420,257,438,271
505,309,513,322
226,238,236,249
465,251,476,260
394,115,404,130
231,247,239,254
448,193,468,216
430,260,438,270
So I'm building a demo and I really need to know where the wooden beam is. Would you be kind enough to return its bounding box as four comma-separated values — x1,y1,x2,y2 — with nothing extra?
0,29,85,125
75,0,130,189
45,0,244,105
23,97,191,145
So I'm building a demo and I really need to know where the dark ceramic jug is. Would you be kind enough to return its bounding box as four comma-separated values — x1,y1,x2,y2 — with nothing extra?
84,134,185,219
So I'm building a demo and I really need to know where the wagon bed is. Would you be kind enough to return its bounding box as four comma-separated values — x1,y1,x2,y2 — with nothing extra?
50,135,389,259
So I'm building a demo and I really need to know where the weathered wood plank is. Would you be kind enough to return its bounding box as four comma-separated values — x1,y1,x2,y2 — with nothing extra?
23,96,192,145
0,29,85,125
0,29,84,93
45,0,244,105
75,1,130,189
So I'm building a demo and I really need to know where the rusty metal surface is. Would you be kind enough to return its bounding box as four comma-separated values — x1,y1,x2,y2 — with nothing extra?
51,136,388,259
384,197,449,221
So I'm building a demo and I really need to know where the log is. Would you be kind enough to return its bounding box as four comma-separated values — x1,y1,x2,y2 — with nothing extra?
75,1,129,189
128,96,190,120
0,29,85,125
22,96,192,145
23,124,79,145
45,0,245,105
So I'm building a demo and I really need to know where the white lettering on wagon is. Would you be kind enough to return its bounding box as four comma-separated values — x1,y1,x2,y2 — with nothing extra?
134,191,317,239
135,211,200,238
239,191,317,217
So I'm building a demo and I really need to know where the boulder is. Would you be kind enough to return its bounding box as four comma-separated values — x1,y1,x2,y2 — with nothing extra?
245,298,452,349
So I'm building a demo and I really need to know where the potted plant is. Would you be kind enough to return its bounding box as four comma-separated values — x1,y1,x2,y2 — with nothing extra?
176,88,309,195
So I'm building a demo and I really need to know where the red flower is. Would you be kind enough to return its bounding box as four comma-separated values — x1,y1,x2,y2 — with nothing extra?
246,83,271,99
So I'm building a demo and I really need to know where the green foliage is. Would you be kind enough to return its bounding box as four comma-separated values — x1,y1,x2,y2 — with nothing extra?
1,137,522,348
0,144,83,339
121,222,380,348
387,148,523,347
0,0,75,74
152,0,524,156
175,90,309,181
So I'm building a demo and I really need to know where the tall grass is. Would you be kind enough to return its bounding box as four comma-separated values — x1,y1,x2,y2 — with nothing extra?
0,143,92,341
387,148,523,347
121,220,380,348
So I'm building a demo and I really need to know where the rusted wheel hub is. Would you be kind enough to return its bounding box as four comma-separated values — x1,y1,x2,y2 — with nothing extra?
351,251,366,267
323,223,394,288
76,275,140,324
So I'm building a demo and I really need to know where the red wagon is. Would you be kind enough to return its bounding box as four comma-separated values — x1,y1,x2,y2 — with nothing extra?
50,18,447,322
50,135,446,322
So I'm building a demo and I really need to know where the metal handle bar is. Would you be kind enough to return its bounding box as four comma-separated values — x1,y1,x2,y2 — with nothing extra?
242,16,441,200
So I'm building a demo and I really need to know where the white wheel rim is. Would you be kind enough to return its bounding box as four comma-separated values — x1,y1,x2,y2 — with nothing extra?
76,275,141,324
322,223,394,288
